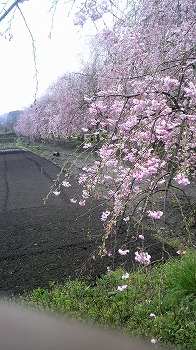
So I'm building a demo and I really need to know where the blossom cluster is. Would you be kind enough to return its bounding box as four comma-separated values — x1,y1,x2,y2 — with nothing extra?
73,0,110,25
135,251,151,266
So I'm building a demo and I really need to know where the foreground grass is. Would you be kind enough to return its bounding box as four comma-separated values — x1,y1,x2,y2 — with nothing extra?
20,252,196,350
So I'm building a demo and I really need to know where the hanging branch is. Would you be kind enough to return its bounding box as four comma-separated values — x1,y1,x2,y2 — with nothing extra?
0,0,22,22
16,3,39,103
48,0,60,39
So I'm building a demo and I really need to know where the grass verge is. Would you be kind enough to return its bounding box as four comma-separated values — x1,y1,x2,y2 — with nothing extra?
19,252,196,350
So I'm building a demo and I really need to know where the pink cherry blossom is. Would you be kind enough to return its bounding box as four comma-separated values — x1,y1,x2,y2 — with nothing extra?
82,190,90,199
117,285,128,292
101,210,111,221
78,174,88,185
62,180,71,188
122,272,130,280
123,216,130,222
135,251,151,266
174,173,190,186
118,249,130,256
101,248,112,257
70,198,77,203
184,82,196,99
148,210,163,220
53,191,61,196
139,235,145,240
73,12,86,26
163,76,179,90
79,200,86,206
83,143,92,149
177,249,186,255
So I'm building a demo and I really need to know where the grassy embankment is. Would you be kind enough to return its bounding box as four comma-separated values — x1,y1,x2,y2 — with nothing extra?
0,132,18,149
20,252,196,350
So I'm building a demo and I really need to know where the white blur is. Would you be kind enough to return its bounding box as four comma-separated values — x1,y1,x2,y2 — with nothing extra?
0,301,166,350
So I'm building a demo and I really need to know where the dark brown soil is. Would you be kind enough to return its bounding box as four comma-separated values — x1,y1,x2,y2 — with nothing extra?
0,147,185,296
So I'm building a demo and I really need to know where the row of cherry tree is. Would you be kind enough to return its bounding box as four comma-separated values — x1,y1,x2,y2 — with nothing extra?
15,0,195,260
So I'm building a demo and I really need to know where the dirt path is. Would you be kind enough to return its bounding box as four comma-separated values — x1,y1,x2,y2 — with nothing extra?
0,149,178,296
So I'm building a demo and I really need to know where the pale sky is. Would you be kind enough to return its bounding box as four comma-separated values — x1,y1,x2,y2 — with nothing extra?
0,0,102,115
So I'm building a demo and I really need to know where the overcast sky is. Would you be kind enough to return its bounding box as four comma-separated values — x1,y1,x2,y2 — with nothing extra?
0,0,101,115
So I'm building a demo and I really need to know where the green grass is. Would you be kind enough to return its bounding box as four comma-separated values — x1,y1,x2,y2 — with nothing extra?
0,142,17,149
0,132,17,149
0,132,16,138
15,138,52,158
19,252,196,350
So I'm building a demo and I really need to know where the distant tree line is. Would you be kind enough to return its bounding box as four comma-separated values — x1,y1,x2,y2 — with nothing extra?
0,110,22,133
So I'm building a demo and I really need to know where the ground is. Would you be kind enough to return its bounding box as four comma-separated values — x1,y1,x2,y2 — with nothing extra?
0,141,194,296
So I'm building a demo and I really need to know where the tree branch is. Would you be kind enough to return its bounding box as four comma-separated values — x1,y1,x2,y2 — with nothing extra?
0,0,21,22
